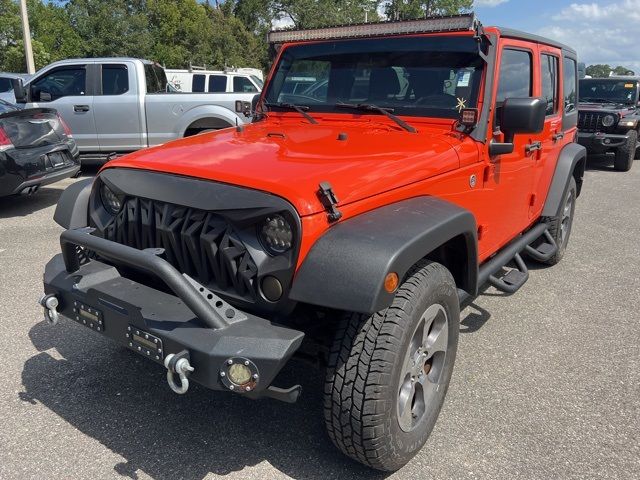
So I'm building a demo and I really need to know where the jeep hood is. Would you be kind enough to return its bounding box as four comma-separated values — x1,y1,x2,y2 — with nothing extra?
579,102,635,115
104,121,462,216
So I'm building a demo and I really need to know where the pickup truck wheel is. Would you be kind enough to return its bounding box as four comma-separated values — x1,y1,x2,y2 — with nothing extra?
539,176,577,266
614,130,637,171
323,260,459,471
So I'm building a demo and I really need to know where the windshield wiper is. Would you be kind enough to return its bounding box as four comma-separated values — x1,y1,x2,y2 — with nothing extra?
264,102,317,124
335,102,417,133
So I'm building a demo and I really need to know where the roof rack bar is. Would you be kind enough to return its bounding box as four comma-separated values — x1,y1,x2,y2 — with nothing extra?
267,13,479,44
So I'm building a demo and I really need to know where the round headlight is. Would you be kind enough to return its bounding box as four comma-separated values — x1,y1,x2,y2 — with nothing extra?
260,214,293,255
602,114,616,127
100,183,122,214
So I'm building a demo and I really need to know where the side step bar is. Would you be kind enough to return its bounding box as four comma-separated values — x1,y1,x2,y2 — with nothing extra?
458,222,558,300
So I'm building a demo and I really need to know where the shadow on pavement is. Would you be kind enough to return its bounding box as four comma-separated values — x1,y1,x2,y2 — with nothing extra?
0,186,65,219
21,319,388,480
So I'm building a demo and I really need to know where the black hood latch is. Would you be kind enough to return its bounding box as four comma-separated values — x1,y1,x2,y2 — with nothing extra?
317,182,342,223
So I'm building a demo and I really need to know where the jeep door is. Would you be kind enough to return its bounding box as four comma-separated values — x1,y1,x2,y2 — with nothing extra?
481,41,538,255
531,46,568,217
27,63,98,151
92,62,144,152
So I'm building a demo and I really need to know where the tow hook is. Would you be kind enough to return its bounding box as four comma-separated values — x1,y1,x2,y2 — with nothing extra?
39,294,60,325
164,350,194,394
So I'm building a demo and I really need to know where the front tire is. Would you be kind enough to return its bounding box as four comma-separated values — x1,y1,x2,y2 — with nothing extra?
323,260,459,471
614,130,637,171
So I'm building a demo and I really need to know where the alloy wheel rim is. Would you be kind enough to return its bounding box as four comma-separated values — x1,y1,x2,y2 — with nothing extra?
397,303,449,433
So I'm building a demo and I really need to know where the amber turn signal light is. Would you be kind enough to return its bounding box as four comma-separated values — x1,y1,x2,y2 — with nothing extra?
384,272,399,293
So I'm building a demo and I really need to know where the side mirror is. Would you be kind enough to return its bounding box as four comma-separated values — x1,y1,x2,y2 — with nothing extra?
489,97,546,156
11,78,26,103
40,91,52,102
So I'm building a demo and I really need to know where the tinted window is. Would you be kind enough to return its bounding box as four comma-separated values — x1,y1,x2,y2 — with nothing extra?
264,36,484,119
31,66,86,101
144,64,168,93
208,75,226,92
192,74,206,92
102,64,129,95
541,54,559,115
0,78,12,93
496,49,532,103
233,76,258,93
563,58,577,113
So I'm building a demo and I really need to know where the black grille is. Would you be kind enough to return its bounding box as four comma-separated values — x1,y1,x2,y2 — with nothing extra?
577,111,611,132
102,197,258,300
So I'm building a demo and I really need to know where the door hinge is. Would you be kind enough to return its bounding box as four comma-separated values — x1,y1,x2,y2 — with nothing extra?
317,182,342,222
525,141,542,154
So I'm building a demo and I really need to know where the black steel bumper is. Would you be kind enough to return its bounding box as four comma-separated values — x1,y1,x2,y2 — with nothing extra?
577,131,630,150
43,228,304,400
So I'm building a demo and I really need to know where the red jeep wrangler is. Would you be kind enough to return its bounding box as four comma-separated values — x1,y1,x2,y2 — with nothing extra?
41,14,585,471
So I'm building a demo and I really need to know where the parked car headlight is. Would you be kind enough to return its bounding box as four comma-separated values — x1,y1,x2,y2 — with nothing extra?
260,214,293,255
100,183,122,214
602,114,616,127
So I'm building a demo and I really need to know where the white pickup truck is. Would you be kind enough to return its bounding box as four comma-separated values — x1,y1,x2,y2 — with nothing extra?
13,58,254,160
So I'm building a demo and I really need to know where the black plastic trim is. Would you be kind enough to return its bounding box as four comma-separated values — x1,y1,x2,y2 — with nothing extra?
53,177,93,229
542,142,586,217
289,196,478,314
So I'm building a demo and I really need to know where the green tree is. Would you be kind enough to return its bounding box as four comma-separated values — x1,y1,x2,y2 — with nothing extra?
385,0,472,20
613,65,634,76
272,0,381,29
585,64,612,78
0,0,22,71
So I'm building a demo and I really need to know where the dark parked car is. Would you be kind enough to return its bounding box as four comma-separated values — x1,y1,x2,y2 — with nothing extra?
577,77,640,171
0,99,79,197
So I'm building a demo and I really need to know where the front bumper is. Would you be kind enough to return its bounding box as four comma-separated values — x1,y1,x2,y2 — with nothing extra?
43,228,304,400
577,131,631,150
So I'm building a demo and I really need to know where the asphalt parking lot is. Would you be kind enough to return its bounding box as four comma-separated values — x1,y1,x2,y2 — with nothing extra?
1,157,639,480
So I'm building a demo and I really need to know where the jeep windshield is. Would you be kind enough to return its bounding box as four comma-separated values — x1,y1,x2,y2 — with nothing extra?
579,79,639,105
264,36,484,119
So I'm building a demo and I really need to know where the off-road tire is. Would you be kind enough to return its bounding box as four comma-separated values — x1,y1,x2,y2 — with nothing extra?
323,260,459,471
614,130,637,171
540,176,577,266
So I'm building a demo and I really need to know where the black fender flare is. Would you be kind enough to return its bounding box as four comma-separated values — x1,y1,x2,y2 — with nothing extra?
53,177,93,229
289,196,478,314
542,142,587,218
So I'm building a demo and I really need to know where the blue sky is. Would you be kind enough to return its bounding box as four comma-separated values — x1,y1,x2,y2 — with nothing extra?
474,0,640,72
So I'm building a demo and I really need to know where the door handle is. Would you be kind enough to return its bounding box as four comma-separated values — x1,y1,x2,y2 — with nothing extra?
552,132,565,142
74,105,90,112
525,141,542,154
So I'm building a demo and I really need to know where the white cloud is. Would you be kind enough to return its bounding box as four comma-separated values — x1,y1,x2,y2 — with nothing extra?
539,0,640,73
475,0,510,6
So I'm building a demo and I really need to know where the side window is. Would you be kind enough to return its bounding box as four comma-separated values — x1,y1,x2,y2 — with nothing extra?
563,57,577,113
496,49,532,103
208,75,227,92
233,76,258,93
192,74,206,93
101,64,129,95
540,54,559,116
31,66,87,101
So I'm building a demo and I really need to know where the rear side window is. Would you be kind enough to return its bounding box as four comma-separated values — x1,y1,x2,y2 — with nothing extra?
192,74,206,92
563,57,577,113
233,76,258,93
31,66,87,101
496,49,532,102
144,64,168,93
102,65,129,95
209,75,226,92
541,54,559,116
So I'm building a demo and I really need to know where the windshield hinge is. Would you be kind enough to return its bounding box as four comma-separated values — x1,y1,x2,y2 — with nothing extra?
317,182,342,223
